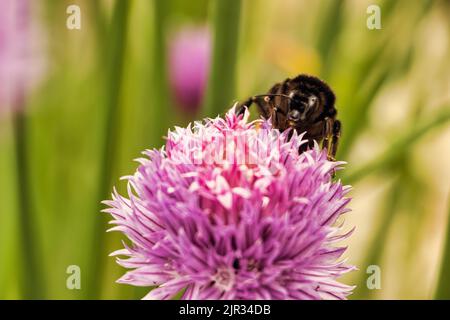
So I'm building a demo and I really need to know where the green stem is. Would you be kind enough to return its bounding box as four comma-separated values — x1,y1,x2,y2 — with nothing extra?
343,105,450,184
338,66,390,159
435,195,450,299
89,0,107,56
87,0,131,299
315,0,344,77
353,167,405,299
13,109,45,299
150,0,171,145
203,0,242,117
337,1,433,160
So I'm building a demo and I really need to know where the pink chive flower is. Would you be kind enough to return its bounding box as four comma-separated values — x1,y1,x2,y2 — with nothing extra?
104,108,355,300
168,26,210,114
0,0,46,113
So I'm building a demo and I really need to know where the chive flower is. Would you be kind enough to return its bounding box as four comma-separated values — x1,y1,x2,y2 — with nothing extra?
104,108,355,299
168,26,210,114
0,0,45,113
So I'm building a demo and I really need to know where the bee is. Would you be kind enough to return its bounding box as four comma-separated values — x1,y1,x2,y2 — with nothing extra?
236,74,341,161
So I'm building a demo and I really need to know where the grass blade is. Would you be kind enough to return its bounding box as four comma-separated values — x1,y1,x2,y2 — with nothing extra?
343,105,450,184
435,195,450,299
86,0,131,299
203,0,242,117
13,109,45,299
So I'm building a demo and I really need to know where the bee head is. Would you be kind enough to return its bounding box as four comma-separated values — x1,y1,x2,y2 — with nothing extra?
287,92,319,124
287,75,335,125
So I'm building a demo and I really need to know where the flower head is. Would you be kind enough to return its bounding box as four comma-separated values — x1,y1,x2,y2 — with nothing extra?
0,0,46,113
168,26,210,113
104,108,355,300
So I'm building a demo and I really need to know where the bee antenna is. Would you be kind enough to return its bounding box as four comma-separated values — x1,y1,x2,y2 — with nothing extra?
252,94,292,100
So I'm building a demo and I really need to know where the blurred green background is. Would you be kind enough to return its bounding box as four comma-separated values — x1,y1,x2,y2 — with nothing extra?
0,0,449,299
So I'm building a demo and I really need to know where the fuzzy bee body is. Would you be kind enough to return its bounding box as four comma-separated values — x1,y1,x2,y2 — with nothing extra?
236,74,341,160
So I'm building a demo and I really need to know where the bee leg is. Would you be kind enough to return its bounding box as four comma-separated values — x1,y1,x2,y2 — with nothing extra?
329,120,341,160
322,117,335,161
237,96,273,119
255,97,272,118
236,97,254,115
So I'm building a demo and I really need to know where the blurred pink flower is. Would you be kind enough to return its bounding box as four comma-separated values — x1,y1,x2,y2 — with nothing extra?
0,0,46,113
168,26,210,114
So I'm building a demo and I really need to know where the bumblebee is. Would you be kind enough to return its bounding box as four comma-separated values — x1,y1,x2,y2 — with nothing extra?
236,74,341,160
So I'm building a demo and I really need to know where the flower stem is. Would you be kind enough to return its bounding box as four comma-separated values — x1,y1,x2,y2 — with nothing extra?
87,0,131,299
435,195,450,299
203,0,242,117
150,0,171,145
13,108,45,299
343,105,450,184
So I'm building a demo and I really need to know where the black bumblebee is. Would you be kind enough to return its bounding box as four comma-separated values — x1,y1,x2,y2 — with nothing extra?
236,74,341,161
